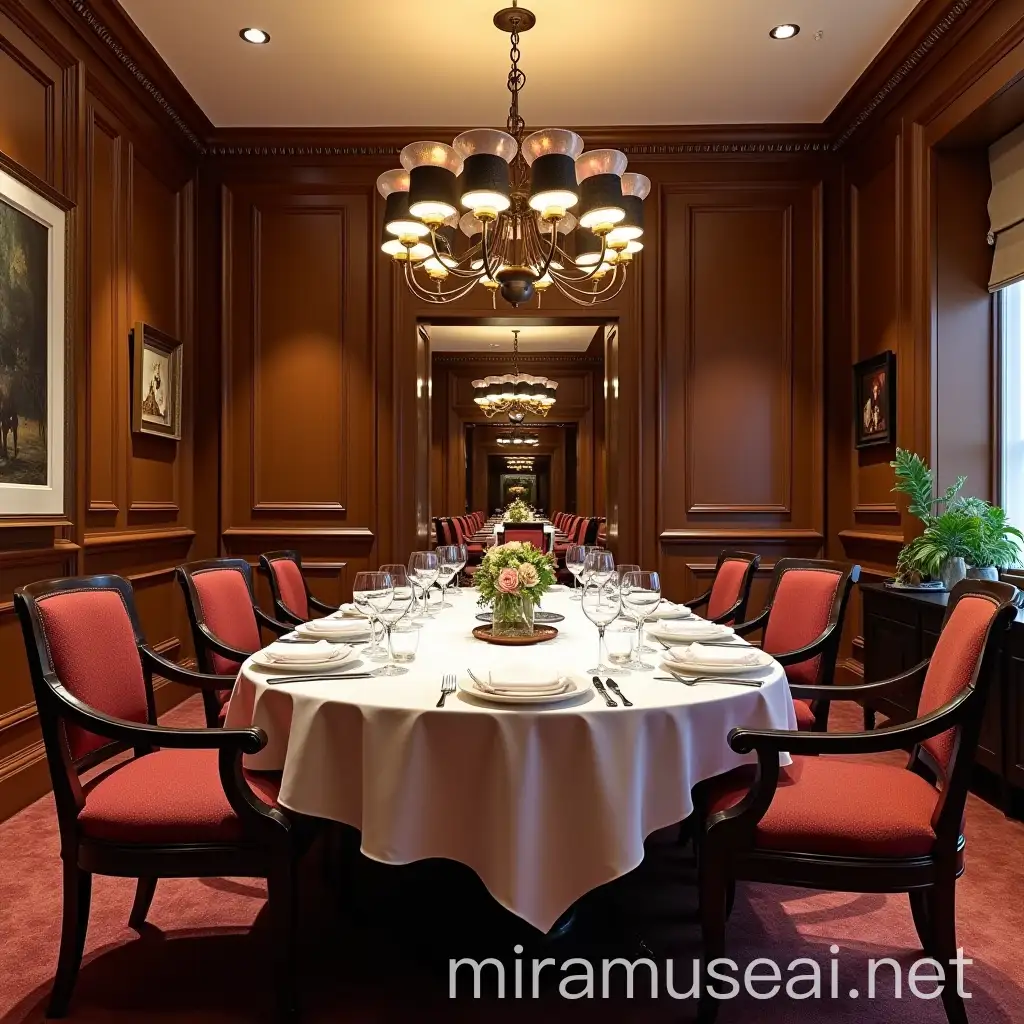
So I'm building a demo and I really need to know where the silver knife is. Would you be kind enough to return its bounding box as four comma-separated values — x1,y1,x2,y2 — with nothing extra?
265,672,372,684
605,678,633,706
592,676,618,707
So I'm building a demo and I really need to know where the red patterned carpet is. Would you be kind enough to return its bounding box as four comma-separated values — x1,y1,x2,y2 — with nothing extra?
1,698,1023,1023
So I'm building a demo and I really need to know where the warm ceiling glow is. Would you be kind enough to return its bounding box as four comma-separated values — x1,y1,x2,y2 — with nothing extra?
769,24,800,40
240,27,270,45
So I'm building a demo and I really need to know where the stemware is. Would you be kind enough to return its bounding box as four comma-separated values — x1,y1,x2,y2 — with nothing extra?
353,572,395,667
408,550,440,619
582,579,622,676
452,544,469,593
566,544,589,600
436,545,461,609
621,570,661,672
615,564,640,594
374,567,415,676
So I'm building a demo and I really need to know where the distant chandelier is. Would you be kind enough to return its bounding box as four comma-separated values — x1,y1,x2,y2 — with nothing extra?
473,329,556,421
506,455,535,469
497,429,540,447
376,1,649,308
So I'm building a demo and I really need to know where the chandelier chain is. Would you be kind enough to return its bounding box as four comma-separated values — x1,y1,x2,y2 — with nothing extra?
506,20,526,142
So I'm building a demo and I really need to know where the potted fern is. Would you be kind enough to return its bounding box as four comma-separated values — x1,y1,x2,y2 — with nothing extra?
890,449,1023,588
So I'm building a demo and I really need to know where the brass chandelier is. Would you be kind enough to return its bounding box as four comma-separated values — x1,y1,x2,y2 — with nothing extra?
496,429,540,447
473,329,556,421
505,455,535,470
376,1,649,309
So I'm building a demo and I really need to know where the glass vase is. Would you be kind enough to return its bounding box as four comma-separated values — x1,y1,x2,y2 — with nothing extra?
491,593,535,638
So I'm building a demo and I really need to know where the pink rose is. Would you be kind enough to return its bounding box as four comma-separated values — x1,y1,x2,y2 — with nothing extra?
497,567,520,594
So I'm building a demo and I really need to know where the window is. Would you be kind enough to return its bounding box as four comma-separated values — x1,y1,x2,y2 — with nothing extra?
1001,279,1024,531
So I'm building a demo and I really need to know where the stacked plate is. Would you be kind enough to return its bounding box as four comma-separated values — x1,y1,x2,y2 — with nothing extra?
295,616,372,642
646,618,735,644
459,662,589,704
251,638,360,674
645,600,691,622
661,642,773,677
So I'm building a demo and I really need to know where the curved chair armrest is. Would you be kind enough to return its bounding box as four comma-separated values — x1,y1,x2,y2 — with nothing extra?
771,623,840,666
684,590,711,612
788,659,930,704
308,595,340,615
255,607,292,637
275,605,307,627
140,646,235,692
733,607,770,637
729,689,971,757
48,677,266,754
197,624,256,664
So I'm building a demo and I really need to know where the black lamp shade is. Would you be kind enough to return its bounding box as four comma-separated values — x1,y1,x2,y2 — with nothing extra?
460,154,511,206
574,226,603,261
530,154,579,205
384,191,417,233
579,173,625,226
409,165,459,217
620,194,644,234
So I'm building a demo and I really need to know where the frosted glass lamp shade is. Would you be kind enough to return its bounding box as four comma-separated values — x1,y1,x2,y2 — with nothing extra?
453,129,518,162
376,168,410,198
575,149,628,183
521,129,584,165
621,172,651,199
400,142,464,175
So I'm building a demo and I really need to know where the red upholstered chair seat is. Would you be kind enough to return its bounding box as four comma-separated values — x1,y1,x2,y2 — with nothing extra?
79,749,279,845
707,756,939,857
792,699,815,729
191,568,262,676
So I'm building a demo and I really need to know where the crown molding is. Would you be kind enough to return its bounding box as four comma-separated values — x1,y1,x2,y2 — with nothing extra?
58,0,996,161
433,353,603,367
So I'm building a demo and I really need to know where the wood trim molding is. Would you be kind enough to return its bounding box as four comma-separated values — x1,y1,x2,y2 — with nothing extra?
82,527,196,547
128,500,180,513
251,502,347,513
221,526,375,539
659,529,825,544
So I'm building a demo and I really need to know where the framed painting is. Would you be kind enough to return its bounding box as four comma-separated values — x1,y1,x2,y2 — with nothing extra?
131,322,183,441
0,165,66,517
854,350,896,449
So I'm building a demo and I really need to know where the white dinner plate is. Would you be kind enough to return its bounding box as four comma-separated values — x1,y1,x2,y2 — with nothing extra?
294,621,372,641
458,672,591,705
546,584,569,592
251,646,359,673
660,649,774,676
647,621,735,643
645,601,692,621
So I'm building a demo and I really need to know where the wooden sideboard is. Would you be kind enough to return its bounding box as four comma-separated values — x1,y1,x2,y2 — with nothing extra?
861,582,1024,812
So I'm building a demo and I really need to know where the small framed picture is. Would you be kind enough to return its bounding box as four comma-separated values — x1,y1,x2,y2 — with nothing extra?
854,350,895,449
131,322,182,441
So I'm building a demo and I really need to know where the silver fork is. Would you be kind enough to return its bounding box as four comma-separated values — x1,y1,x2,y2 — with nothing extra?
436,673,456,708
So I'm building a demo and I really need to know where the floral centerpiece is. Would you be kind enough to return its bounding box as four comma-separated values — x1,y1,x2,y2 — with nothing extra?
475,541,557,637
504,497,534,523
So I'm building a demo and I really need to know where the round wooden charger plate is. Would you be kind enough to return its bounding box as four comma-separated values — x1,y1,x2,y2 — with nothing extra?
472,624,559,646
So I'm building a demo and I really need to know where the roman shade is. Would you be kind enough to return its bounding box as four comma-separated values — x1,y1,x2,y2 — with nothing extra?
989,122,1024,290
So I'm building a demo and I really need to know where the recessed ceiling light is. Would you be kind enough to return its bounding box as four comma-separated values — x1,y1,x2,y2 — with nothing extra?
769,24,800,40
240,27,270,45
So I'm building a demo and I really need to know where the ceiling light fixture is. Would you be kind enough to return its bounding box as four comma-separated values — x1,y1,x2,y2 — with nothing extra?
240,27,270,44
377,1,647,308
497,430,540,447
473,329,557,421
769,24,800,40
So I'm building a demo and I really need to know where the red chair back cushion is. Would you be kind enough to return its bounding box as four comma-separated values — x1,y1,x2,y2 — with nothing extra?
440,518,456,545
503,527,546,549
269,558,308,619
707,557,751,621
762,568,842,687
192,568,261,675
918,594,998,772
36,589,148,760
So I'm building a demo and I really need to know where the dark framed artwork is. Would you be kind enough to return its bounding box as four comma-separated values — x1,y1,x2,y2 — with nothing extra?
131,322,182,441
854,350,896,449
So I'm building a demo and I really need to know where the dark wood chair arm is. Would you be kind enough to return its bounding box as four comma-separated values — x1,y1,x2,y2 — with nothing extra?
197,624,257,663
275,605,308,627
684,590,711,612
771,624,840,666
140,646,235,692
729,689,971,757
733,607,770,636
788,659,930,704
255,607,292,637
308,595,339,615
47,677,266,754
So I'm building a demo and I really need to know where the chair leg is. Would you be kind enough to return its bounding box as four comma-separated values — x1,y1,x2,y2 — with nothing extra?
267,859,298,1022
697,849,727,1024
909,889,932,956
929,879,969,1024
129,877,158,930
48,860,92,1018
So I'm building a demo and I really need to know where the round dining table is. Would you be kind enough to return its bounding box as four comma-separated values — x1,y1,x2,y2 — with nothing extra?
226,588,796,933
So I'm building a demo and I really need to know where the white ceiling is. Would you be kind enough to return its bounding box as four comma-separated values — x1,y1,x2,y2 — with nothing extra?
118,0,921,128
430,324,597,353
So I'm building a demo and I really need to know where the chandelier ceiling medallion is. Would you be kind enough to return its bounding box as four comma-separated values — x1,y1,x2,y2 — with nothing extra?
497,429,540,447
376,1,649,309
473,329,557,421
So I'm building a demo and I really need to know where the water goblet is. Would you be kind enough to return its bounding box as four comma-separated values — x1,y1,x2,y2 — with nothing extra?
582,579,622,676
436,545,461,609
408,550,439,619
621,570,661,672
353,571,394,664
374,567,414,676
566,545,588,600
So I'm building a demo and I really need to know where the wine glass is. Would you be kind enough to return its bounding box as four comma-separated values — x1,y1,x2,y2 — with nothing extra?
451,544,469,594
621,571,661,672
582,580,622,676
374,567,414,676
584,549,616,587
566,545,589,600
436,545,461,609
615,564,640,594
353,572,394,665
408,551,439,619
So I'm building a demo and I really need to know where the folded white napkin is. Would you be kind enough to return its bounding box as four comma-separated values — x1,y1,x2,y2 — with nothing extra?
302,617,368,635
331,604,367,619
261,639,341,664
472,661,568,694
668,643,761,667
647,600,692,619
659,618,728,636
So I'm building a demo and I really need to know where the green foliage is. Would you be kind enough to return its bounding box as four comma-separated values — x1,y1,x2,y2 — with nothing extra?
504,498,534,523
475,541,558,605
890,449,1023,579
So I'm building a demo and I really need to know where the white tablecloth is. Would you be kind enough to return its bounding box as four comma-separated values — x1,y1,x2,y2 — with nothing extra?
227,590,795,932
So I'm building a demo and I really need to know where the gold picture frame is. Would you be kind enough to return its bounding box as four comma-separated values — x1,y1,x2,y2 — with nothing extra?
131,322,182,441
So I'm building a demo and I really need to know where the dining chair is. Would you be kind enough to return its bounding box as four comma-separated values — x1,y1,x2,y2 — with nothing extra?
694,579,1017,1024
450,516,485,563
14,575,305,1021
734,557,860,732
177,558,291,727
259,549,340,625
500,523,549,551
685,550,761,625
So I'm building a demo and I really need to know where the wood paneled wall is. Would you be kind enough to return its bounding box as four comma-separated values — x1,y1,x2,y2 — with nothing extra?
0,0,206,819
